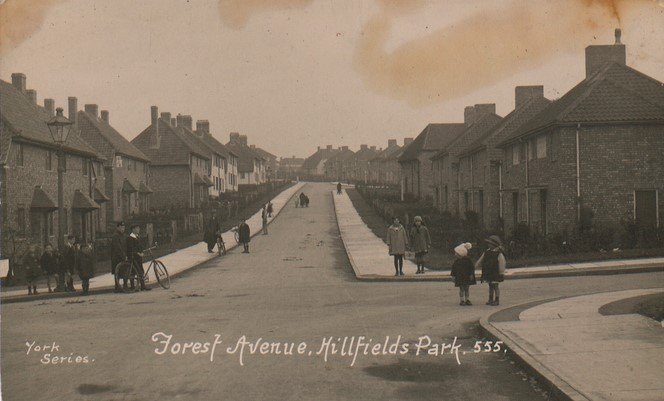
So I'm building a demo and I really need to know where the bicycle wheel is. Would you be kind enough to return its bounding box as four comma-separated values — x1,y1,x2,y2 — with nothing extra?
217,240,226,256
114,261,130,288
153,260,170,289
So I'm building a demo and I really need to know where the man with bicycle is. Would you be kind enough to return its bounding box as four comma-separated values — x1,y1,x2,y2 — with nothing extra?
127,224,151,291
111,222,128,293
204,211,221,253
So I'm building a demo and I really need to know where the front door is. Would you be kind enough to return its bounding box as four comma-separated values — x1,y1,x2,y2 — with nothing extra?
635,190,657,228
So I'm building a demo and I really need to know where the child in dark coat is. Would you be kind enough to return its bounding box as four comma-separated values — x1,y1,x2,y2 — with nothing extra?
477,235,507,306
450,242,476,305
22,244,41,295
40,243,59,293
77,243,95,295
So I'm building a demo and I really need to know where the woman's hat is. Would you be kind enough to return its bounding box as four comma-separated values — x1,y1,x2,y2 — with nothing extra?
454,242,472,257
414,216,423,222
485,235,503,248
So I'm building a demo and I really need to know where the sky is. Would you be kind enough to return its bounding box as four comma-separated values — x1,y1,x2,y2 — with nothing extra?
1,0,663,158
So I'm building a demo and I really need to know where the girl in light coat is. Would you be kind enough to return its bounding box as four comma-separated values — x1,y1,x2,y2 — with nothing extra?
387,217,409,276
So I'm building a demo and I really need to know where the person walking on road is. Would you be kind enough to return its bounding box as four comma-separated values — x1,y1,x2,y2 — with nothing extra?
77,242,95,295
238,218,251,253
204,211,222,253
477,235,506,306
266,201,274,218
111,222,128,293
22,244,41,295
337,182,342,195
450,242,476,305
127,224,150,291
387,217,409,276
261,205,269,235
40,243,59,293
409,216,431,274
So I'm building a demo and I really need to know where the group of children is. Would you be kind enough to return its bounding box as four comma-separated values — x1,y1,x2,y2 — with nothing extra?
450,235,506,306
21,236,96,296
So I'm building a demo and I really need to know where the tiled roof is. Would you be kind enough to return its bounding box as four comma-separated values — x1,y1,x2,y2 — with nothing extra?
350,147,380,162
430,113,503,160
225,142,264,173
371,144,401,162
398,123,465,162
122,178,138,193
30,186,57,211
93,186,110,203
72,190,100,211
326,149,355,164
77,111,149,163
0,79,101,164
131,119,210,166
139,182,153,194
459,97,551,157
197,132,237,159
301,148,339,170
250,146,276,161
499,63,664,146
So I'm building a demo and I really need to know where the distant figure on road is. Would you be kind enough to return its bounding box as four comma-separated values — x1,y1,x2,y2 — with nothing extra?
299,192,307,207
387,217,408,276
22,244,41,295
337,182,342,195
477,235,506,306
266,201,274,218
111,222,128,293
451,242,476,306
409,216,431,275
77,242,95,295
238,218,251,253
204,211,221,253
262,205,269,235
40,243,59,293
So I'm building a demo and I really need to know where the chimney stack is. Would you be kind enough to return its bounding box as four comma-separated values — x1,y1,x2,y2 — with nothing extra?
326,145,332,150
474,103,496,118
181,115,193,131
26,89,37,104
317,146,321,151
160,112,171,122
370,145,376,150
196,120,210,133
360,144,368,150
388,139,397,147
68,97,78,126
101,110,109,123
44,99,55,116
11,73,26,92
404,138,414,146
585,28,626,79
464,106,476,126
150,106,160,148
342,146,349,151
515,86,544,108
84,104,98,118
230,132,240,144
239,135,248,146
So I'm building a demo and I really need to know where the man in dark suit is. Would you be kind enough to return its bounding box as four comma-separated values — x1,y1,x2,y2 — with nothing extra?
204,211,221,253
127,224,150,291
111,222,127,293
238,218,251,253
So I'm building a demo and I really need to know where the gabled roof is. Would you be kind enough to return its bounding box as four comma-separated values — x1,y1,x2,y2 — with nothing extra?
196,131,236,159
250,146,276,161
302,148,339,170
279,157,305,166
77,111,149,163
350,147,380,162
398,123,465,162
459,96,552,157
131,118,210,166
225,142,265,173
30,186,57,211
430,113,503,161
72,190,100,211
499,63,664,147
371,143,401,162
326,148,355,164
0,79,101,164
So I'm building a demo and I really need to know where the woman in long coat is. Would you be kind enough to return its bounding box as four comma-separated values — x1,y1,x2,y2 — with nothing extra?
409,216,431,274
238,218,251,253
386,217,409,276
204,212,221,253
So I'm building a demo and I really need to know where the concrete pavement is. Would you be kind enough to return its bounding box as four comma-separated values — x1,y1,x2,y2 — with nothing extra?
0,182,305,303
481,288,664,401
332,188,664,281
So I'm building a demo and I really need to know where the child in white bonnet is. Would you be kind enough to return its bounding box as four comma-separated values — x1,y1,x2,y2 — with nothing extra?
450,242,476,305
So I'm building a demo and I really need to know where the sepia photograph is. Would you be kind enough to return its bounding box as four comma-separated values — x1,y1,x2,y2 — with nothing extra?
0,0,663,400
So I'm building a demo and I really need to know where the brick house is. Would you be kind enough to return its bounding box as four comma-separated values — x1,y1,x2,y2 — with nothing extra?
249,145,277,182
301,145,338,177
1,74,107,257
430,105,502,215
192,116,238,194
324,146,355,182
454,89,551,230
347,145,380,184
399,123,465,201
497,31,664,236
368,139,402,185
131,107,212,210
277,156,304,179
226,133,267,185
76,103,151,226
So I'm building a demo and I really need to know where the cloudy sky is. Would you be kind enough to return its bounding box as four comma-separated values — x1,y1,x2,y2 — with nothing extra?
1,0,663,158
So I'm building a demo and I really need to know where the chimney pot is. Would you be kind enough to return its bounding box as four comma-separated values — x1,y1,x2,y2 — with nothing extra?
515,86,544,108
150,106,160,147
326,145,332,150
196,120,210,133
68,97,78,126
361,144,368,150
11,73,26,92
101,110,109,123
160,112,171,122
584,29,626,78
84,104,99,117
44,99,55,116
25,89,37,104
181,115,193,131
388,139,397,147
230,132,240,144
239,135,248,147
615,28,621,44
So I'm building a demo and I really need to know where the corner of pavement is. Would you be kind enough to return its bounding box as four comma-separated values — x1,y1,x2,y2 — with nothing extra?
0,182,306,304
478,288,664,401
331,188,664,281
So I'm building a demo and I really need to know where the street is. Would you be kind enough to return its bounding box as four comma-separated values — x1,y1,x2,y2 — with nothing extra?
2,182,662,401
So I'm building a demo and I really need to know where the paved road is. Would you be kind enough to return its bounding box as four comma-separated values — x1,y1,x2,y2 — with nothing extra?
2,182,663,401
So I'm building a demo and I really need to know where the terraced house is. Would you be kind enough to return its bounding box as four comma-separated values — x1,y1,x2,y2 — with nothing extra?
76,102,151,225
368,139,404,186
192,119,239,194
1,73,107,257
455,88,551,231
226,133,267,185
324,146,354,182
132,107,212,209
497,31,664,236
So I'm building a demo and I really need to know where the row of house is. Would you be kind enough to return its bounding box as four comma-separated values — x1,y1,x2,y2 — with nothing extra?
400,30,664,236
1,74,277,254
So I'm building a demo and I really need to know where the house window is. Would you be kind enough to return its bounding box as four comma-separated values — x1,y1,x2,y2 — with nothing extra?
16,143,24,166
82,159,89,176
512,144,520,165
47,212,54,236
17,208,26,234
45,150,53,170
536,135,547,159
464,192,470,211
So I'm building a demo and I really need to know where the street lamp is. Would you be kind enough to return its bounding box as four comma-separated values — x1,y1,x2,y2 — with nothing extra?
47,107,73,251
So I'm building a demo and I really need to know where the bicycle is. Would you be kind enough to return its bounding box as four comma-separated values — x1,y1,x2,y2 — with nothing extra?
216,233,227,256
230,226,240,244
114,244,170,290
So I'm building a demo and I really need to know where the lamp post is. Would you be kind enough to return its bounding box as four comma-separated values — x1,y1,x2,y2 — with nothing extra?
47,107,73,250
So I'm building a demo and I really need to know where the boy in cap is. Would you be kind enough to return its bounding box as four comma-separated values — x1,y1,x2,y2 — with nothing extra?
409,216,431,274
476,235,506,305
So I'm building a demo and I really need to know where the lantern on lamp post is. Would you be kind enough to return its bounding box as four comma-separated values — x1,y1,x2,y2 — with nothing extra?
46,107,73,250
